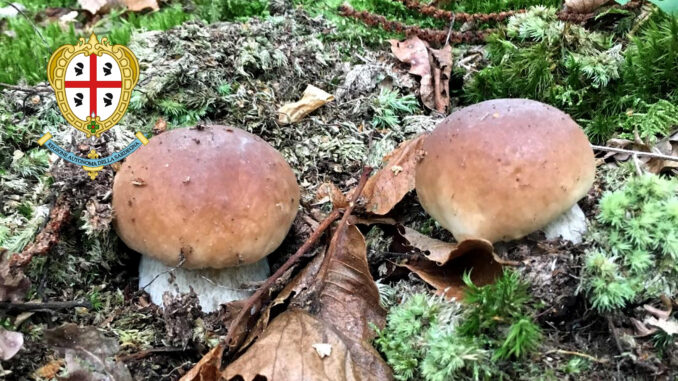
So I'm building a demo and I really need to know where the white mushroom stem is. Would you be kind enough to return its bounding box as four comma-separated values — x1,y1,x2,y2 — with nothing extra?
543,203,588,244
139,256,270,313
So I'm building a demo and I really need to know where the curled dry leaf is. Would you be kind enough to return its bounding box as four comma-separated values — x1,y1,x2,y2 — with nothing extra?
358,134,427,215
390,36,452,112
0,327,23,361
277,84,335,124
396,225,493,265
224,225,392,380
564,0,610,13
179,344,223,381
394,228,501,300
402,249,502,301
44,323,132,381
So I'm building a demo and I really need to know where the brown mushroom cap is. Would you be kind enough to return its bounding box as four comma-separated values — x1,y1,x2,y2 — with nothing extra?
113,126,300,269
415,99,595,243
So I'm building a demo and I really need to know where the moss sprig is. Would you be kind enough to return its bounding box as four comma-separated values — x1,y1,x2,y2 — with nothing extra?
581,174,678,312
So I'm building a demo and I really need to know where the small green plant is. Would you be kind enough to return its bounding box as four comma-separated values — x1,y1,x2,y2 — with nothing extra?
371,88,419,129
460,270,542,361
563,357,590,375
375,270,542,380
581,174,678,311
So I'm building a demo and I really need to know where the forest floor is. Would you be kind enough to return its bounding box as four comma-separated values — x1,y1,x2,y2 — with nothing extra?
0,0,677,380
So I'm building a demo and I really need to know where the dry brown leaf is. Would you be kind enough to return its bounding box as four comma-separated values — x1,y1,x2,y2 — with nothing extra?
390,36,430,77
224,225,392,380
645,317,678,336
225,309,371,381
565,0,610,13
33,359,66,379
237,247,327,351
179,344,223,381
315,182,348,209
402,245,502,301
122,0,159,12
277,85,335,124
153,117,167,135
0,327,23,361
428,43,452,113
603,133,678,174
390,36,452,112
397,226,493,265
45,323,132,381
359,134,427,215
78,0,158,15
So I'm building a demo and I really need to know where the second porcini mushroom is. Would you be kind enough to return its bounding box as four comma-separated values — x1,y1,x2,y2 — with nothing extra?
112,125,300,312
415,98,595,243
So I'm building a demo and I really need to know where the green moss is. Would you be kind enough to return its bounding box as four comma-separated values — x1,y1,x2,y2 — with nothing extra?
0,18,77,85
464,7,678,143
375,270,542,381
371,88,420,129
581,174,678,312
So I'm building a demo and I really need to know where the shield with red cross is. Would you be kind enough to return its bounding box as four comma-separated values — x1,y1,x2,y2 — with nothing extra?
48,33,139,138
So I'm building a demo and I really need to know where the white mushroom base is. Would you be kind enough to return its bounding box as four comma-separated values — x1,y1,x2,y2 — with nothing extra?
139,256,270,313
543,203,588,244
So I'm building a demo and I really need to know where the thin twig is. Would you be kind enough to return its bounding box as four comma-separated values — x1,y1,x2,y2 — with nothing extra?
0,300,91,312
221,167,373,352
444,15,456,46
545,349,609,363
117,346,186,362
138,257,186,291
592,144,678,162
0,83,52,92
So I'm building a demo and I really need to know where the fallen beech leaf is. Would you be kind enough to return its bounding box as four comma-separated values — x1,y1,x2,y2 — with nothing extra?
397,225,493,265
390,35,430,77
179,344,223,381
122,0,159,12
565,0,610,13
225,309,371,381
78,0,158,15
277,85,335,124
645,132,678,174
359,134,426,215
0,250,30,303
390,36,452,112
236,248,326,351
224,225,392,380
0,327,23,361
315,182,348,209
45,323,132,381
645,316,678,336
603,133,678,174
402,246,502,301
428,43,452,113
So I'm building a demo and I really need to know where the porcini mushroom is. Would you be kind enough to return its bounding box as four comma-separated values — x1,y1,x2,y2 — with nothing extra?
415,98,595,243
112,126,300,312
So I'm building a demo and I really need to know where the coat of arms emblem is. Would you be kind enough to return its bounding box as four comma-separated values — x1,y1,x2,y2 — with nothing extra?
38,33,148,179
